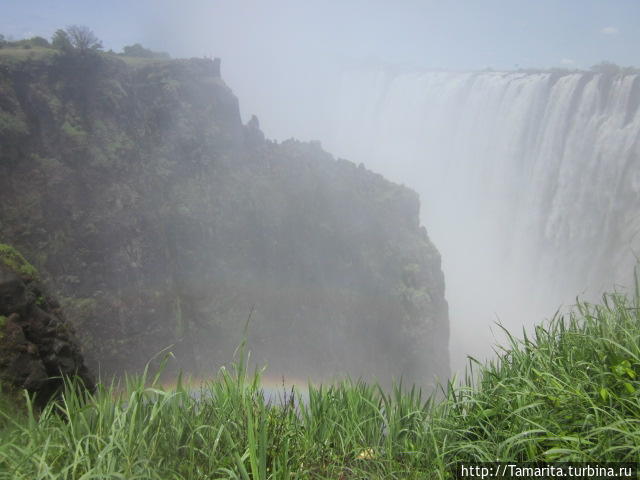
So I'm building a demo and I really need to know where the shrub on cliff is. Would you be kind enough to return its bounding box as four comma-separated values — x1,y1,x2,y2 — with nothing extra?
121,43,170,59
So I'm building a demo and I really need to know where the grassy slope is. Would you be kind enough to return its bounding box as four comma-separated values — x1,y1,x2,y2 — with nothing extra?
1,284,638,479
0,46,166,67
0,47,55,60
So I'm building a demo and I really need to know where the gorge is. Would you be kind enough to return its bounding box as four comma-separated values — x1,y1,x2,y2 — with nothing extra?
2,4,640,474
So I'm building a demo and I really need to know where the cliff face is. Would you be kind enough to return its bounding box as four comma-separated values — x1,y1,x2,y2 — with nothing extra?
0,52,449,384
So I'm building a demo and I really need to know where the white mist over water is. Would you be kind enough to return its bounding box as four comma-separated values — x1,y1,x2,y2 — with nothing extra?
324,70,640,374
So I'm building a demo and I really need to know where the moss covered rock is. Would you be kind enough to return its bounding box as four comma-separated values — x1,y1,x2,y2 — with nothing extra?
0,243,38,279
0,247,94,406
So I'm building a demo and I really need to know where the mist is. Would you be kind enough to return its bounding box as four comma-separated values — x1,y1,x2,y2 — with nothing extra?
3,0,640,380
129,1,640,375
325,69,640,373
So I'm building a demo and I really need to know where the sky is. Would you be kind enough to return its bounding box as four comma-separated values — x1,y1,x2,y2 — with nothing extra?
2,0,639,141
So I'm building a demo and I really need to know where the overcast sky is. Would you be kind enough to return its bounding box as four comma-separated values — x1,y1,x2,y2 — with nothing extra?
3,0,639,140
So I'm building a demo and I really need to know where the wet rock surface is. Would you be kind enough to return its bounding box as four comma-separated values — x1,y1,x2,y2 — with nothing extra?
0,250,94,406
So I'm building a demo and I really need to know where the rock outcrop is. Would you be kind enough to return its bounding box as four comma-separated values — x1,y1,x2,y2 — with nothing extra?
0,245,94,406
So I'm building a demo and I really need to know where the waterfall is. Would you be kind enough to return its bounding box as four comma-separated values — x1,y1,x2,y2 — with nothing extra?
324,70,640,373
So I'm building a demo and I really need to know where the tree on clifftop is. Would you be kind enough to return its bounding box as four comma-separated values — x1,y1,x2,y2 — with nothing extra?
52,25,102,54
52,29,73,52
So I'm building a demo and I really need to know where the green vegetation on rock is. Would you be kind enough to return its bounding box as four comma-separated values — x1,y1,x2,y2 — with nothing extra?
0,315,6,339
0,244,38,279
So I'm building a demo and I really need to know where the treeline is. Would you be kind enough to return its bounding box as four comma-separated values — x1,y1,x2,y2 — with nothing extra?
514,61,640,75
0,25,170,59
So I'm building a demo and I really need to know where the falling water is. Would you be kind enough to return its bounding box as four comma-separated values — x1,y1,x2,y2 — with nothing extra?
325,70,640,373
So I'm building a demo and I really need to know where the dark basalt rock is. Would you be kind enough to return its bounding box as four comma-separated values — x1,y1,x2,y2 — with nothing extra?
0,249,94,406
245,114,265,146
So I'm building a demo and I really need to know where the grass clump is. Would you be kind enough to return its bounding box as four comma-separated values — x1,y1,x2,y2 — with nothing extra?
1,285,639,478
432,289,640,465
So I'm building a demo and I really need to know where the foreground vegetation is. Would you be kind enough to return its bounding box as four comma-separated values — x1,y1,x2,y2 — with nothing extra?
1,284,640,479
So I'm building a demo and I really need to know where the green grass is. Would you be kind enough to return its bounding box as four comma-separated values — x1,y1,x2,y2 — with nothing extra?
0,47,55,64
1,284,639,478
0,46,168,69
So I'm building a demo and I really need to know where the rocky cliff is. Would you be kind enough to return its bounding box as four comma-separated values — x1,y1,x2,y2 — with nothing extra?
0,51,449,384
